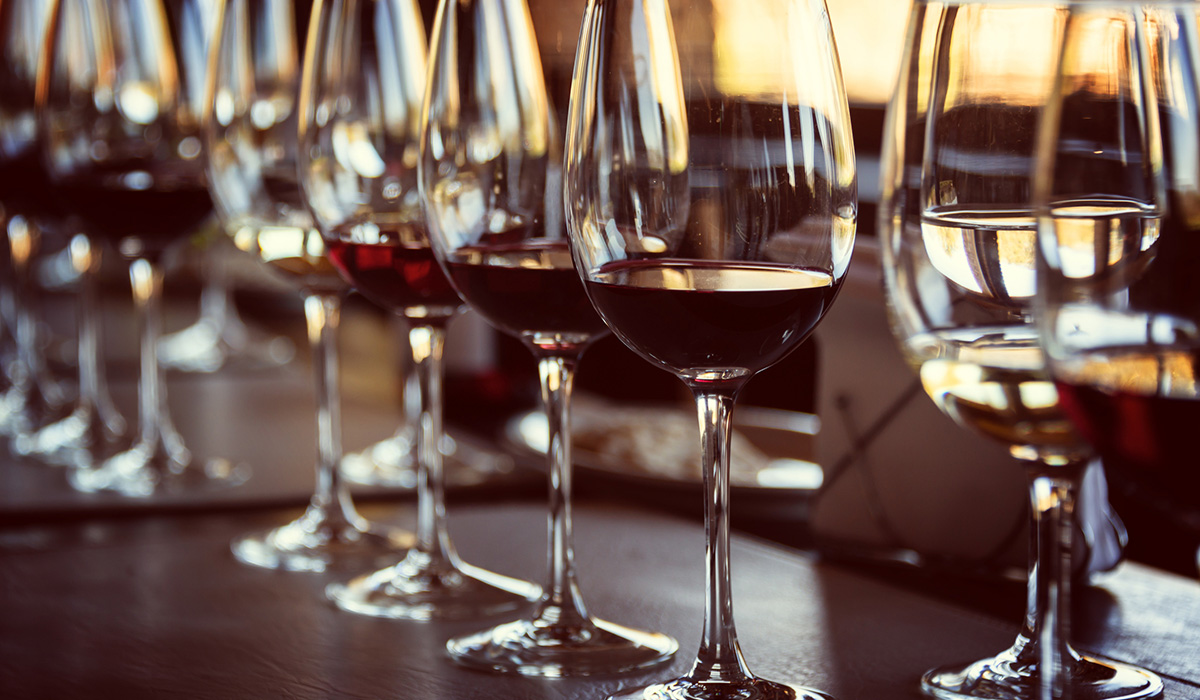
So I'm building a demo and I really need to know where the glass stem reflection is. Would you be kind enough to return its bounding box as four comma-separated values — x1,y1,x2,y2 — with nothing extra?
533,350,590,627
409,322,457,565
305,293,357,525
690,387,753,684
1018,458,1085,699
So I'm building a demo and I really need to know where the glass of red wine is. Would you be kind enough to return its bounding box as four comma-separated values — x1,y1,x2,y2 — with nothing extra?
205,0,410,572
299,0,539,619
564,0,855,697
11,0,128,469
420,0,678,676
39,0,243,496
1036,4,1200,573
0,0,75,446
881,3,1164,699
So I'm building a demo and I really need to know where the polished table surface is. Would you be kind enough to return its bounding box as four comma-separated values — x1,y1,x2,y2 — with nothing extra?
3,295,1199,699
3,500,1199,699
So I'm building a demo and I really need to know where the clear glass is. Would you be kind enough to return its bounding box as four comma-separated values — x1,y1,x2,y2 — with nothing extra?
157,238,297,374
15,233,127,468
421,0,677,676
299,0,539,619
1036,3,1200,585
40,0,243,496
339,326,512,490
205,0,409,572
880,3,1163,699
564,0,855,696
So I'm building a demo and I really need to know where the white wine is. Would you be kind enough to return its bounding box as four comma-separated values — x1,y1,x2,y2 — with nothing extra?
920,205,1037,300
906,326,1084,459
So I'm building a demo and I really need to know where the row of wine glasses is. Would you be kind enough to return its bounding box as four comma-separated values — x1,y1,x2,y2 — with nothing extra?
292,0,855,696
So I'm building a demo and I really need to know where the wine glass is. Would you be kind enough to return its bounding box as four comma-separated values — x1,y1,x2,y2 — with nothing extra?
206,0,410,572
39,0,243,496
299,0,540,619
0,0,73,443
565,0,855,697
1036,4,1200,575
880,2,1163,699
421,0,678,676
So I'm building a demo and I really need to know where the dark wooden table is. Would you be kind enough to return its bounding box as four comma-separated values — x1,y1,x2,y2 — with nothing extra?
2,498,1199,699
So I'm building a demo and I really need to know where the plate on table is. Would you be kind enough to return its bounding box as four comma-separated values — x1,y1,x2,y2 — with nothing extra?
504,395,823,516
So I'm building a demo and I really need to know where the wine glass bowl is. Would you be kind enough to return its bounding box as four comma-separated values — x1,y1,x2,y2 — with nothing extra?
881,2,1162,698
565,0,854,696
299,0,539,620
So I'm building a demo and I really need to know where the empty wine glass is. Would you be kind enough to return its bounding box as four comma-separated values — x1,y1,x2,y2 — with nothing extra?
880,2,1163,698
421,0,677,676
1036,1,1200,584
299,0,539,619
39,0,243,496
565,0,855,696
206,0,410,572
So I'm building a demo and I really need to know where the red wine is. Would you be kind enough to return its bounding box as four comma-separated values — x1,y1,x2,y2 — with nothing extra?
1057,380,1200,509
325,222,461,319
56,161,213,259
584,259,838,379
446,240,607,343
0,149,57,221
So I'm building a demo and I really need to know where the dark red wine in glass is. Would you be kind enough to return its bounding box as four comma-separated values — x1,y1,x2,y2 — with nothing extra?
1057,375,1200,525
585,259,840,376
445,240,607,341
56,161,213,261
325,223,461,318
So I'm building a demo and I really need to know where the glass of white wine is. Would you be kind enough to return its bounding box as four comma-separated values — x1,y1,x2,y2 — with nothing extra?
880,2,1163,698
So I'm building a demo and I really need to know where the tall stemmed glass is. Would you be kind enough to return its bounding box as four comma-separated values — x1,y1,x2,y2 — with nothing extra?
39,0,241,496
0,0,72,442
880,2,1163,699
421,0,678,676
206,0,409,572
565,0,855,696
299,0,539,619
1037,4,1200,577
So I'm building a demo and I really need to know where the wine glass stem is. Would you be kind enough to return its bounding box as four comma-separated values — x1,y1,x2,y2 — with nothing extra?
1019,459,1084,700
7,216,53,408
305,293,357,524
690,388,752,683
73,236,123,440
533,351,589,625
408,323,456,563
129,258,170,451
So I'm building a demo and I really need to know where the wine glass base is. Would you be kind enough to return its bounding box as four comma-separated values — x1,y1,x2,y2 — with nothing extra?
231,516,412,573
158,318,295,374
607,676,834,700
12,407,122,468
68,445,249,497
340,430,513,488
921,652,1163,700
327,553,540,621
446,615,678,677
